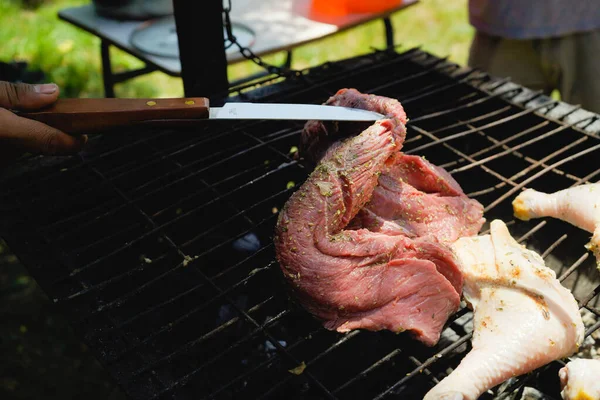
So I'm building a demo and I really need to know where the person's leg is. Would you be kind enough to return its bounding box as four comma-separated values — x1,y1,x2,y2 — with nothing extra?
549,29,600,114
468,31,552,94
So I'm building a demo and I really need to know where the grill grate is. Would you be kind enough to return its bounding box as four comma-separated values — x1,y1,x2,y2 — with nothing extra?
2,48,600,400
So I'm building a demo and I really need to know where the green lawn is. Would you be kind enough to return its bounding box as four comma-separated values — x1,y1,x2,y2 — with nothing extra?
0,0,474,98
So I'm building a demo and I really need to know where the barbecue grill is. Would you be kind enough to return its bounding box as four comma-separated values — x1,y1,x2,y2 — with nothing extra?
2,47,600,400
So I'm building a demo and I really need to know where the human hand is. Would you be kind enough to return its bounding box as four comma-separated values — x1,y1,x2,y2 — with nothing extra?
0,81,87,165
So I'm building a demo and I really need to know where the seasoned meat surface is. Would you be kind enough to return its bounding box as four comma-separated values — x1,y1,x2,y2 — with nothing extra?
275,88,484,346
351,153,484,245
301,88,408,165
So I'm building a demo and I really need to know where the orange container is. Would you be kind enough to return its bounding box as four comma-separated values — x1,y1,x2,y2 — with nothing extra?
346,0,403,13
310,0,403,18
311,0,348,16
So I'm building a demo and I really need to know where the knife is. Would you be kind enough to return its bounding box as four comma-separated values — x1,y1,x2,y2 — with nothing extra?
17,97,384,134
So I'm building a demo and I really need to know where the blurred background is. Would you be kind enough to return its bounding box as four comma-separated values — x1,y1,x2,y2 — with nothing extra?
0,0,473,98
0,0,472,398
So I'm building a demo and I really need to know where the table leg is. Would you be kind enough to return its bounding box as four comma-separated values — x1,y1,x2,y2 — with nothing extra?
283,50,292,68
383,17,395,49
100,40,115,98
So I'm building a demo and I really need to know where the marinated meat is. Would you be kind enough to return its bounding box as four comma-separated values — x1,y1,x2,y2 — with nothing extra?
350,153,484,244
301,88,408,165
274,89,485,346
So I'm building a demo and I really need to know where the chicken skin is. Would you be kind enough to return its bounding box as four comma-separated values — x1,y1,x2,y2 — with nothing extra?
560,358,600,400
424,220,584,400
513,183,600,266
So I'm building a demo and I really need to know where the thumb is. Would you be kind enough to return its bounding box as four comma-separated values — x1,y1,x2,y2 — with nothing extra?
0,81,60,110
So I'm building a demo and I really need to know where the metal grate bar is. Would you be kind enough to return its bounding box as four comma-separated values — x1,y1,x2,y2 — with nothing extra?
180,200,278,249
372,334,473,400
516,221,547,243
51,155,292,245
39,125,298,233
541,234,568,259
114,125,298,198
440,120,551,169
408,356,438,383
449,120,586,174
429,105,512,136
406,100,556,155
257,331,362,400
133,298,285,378
65,202,280,304
396,71,475,106
559,253,589,282
508,136,589,184
63,131,297,234
408,79,517,119
485,143,600,212
0,129,169,199
50,156,264,239
119,180,336,400
204,324,327,400
7,124,246,204
108,262,277,365
365,57,454,94
585,304,600,316
144,310,289,399
406,83,517,124
409,125,519,188
585,319,600,334
148,311,338,400
53,170,295,286
324,305,471,397
577,283,600,308
98,245,274,335
332,349,402,394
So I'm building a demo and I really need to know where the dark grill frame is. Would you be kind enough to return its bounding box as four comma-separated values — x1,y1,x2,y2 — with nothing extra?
1,48,600,400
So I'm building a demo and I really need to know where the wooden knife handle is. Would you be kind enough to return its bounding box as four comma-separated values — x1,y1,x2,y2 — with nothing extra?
17,97,210,134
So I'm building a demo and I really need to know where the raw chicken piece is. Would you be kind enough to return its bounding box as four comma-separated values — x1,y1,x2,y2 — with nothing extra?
424,219,585,400
513,183,600,264
560,358,600,400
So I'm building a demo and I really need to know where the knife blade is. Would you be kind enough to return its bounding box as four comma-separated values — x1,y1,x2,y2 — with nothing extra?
209,102,384,121
17,97,384,134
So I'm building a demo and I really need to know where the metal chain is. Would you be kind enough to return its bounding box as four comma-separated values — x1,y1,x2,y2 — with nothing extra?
222,0,299,78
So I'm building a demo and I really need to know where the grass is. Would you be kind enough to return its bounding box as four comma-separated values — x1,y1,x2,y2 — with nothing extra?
0,0,474,98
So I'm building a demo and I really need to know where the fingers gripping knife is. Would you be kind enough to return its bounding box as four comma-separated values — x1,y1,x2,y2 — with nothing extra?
17,97,384,134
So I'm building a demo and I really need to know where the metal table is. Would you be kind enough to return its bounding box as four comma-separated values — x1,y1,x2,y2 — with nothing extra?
58,0,418,97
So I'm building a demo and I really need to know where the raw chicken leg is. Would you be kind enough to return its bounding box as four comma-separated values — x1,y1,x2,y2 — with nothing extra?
424,219,584,400
560,358,600,400
513,183,600,265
